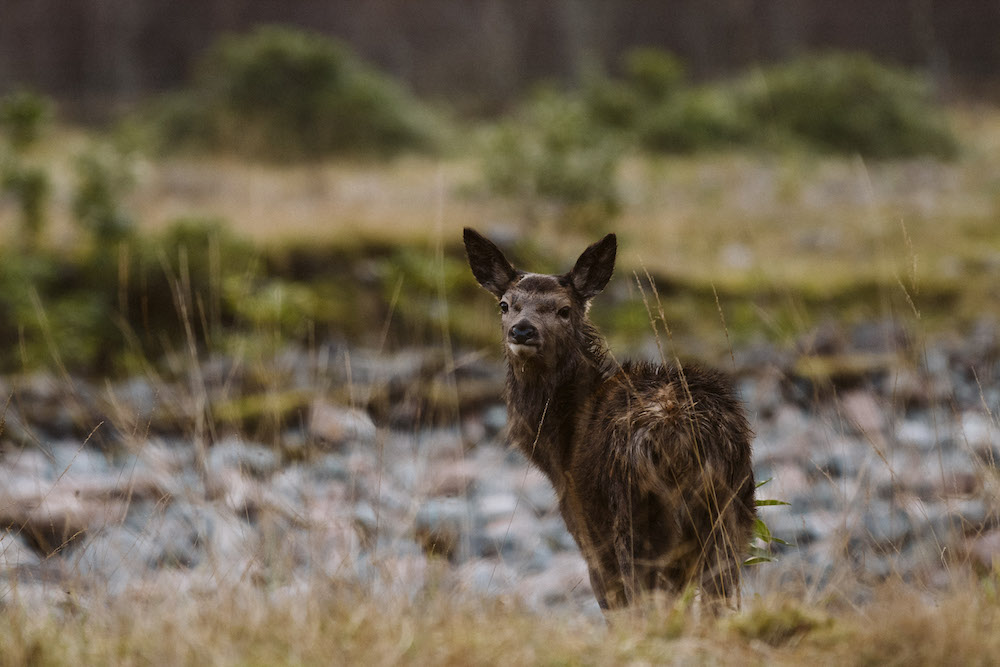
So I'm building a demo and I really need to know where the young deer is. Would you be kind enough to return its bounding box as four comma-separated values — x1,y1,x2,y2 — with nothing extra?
464,228,755,611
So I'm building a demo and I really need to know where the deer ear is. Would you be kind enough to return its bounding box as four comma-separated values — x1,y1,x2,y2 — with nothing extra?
464,228,518,299
570,233,616,300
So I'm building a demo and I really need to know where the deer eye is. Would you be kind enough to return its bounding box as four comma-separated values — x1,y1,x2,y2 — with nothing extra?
558,306,571,320
499,301,509,314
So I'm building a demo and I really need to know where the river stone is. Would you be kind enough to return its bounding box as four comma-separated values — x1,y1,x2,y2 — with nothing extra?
966,529,1000,571
482,405,507,437
0,531,41,570
413,497,471,560
68,526,152,594
309,401,376,445
208,437,281,478
841,390,887,436
515,552,592,610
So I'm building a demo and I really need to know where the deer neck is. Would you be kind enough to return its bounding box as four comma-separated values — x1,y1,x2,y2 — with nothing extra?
503,342,607,481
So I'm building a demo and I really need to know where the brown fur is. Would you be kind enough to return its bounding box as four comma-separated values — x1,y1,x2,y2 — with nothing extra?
464,228,755,611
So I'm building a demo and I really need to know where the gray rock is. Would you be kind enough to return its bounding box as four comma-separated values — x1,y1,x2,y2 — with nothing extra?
958,412,998,450
353,502,379,546
895,418,941,452
207,437,281,478
476,492,519,524
516,552,592,609
141,502,218,569
862,502,914,545
965,529,1000,571
482,405,507,437
479,512,544,565
840,390,887,436
539,516,577,552
455,558,519,597
0,531,41,570
68,526,152,593
309,401,376,445
414,498,471,560
309,454,350,482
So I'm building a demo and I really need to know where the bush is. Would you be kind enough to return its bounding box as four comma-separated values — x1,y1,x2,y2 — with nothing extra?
623,48,687,103
1,162,50,246
744,53,958,158
583,49,957,158
141,26,438,160
0,90,51,150
72,147,136,245
637,87,753,153
482,91,621,230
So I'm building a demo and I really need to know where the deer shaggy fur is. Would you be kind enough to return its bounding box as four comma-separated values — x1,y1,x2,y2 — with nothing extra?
464,228,755,611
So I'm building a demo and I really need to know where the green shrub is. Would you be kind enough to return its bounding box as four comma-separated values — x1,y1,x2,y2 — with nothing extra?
582,49,956,158
638,87,753,153
72,147,136,245
623,48,687,103
744,52,958,158
482,91,621,229
0,90,51,151
142,25,438,160
1,162,50,246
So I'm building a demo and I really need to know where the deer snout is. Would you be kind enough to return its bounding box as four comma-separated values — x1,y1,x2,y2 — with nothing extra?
509,321,538,345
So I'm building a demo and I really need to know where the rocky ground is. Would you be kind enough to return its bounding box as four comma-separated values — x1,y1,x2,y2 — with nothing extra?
2,320,1000,614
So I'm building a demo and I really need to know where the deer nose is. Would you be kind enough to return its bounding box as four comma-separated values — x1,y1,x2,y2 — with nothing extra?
510,321,538,344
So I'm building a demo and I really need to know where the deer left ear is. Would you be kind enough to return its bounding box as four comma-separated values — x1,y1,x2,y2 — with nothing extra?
464,227,519,299
569,233,616,300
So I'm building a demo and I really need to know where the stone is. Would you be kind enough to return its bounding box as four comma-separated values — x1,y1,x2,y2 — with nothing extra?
476,492,519,524
841,390,887,435
413,497,471,560
353,502,379,547
69,526,152,593
957,412,998,450
966,529,1000,571
482,405,507,438
862,502,914,546
207,437,281,478
516,552,592,609
420,460,478,498
308,401,376,445
895,418,941,452
0,531,41,570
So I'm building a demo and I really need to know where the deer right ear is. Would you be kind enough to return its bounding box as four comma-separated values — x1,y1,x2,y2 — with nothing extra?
464,228,518,299
570,233,616,300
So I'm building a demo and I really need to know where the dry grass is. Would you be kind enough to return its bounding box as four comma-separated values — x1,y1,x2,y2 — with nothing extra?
2,573,999,665
7,108,999,285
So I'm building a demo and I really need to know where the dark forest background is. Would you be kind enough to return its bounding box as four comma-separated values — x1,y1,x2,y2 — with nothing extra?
2,0,999,120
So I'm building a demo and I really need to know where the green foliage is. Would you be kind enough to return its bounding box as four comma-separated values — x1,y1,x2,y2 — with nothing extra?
153,216,256,288
72,147,136,245
482,91,621,230
0,90,51,150
140,25,438,160
730,602,831,646
623,48,687,103
745,478,791,566
744,53,958,158
637,87,753,153
582,49,957,158
1,161,50,246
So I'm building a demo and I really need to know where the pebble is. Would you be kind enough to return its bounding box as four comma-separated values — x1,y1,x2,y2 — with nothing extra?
3,331,1000,611
308,401,376,445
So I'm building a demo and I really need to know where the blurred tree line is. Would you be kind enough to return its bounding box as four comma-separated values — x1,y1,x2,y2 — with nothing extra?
1,0,998,120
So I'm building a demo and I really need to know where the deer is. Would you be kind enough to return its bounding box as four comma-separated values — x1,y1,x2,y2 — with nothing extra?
463,228,756,613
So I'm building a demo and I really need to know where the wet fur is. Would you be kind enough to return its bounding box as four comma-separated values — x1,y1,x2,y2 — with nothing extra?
464,228,755,611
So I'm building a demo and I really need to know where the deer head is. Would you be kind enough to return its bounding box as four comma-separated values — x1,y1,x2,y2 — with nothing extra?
463,228,616,369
